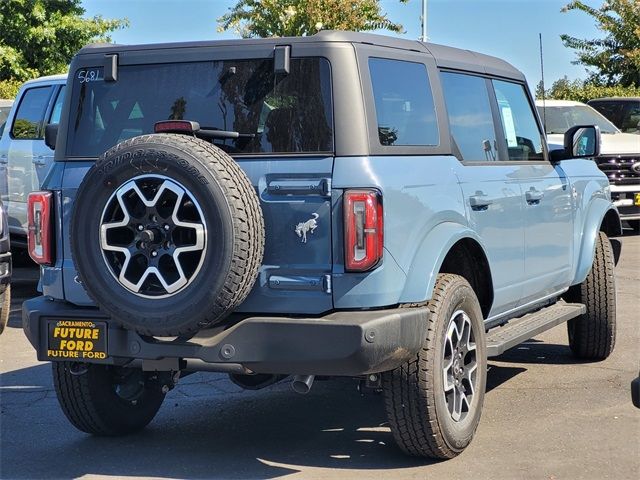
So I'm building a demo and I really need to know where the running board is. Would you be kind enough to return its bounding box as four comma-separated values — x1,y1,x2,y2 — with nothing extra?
486,301,586,357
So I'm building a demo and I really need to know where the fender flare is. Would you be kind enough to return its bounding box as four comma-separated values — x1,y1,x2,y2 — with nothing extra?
398,221,491,303
572,199,621,285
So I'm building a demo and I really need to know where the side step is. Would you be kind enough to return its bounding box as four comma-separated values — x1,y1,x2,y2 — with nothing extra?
486,301,586,357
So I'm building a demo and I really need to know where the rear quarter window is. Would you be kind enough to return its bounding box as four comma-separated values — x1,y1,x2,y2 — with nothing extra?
368,58,438,146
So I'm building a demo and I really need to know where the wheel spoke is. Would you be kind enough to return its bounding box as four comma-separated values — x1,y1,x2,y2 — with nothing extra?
442,309,478,423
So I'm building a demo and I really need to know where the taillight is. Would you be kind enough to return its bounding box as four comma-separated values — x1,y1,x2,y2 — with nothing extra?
27,191,53,265
344,189,383,272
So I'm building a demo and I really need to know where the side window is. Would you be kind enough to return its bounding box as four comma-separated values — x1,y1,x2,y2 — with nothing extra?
48,86,66,125
621,102,640,133
369,58,438,146
440,72,497,161
492,80,544,161
11,86,53,139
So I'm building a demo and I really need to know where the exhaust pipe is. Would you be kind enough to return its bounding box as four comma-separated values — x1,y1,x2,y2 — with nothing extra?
291,375,315,394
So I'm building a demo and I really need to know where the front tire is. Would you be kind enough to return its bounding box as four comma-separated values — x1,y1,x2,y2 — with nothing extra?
53,362,166,435
383,274,487,459
565,231,616,360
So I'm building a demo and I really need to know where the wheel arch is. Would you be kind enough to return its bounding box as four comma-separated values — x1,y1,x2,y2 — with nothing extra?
572,200,621,286
399,222,494,318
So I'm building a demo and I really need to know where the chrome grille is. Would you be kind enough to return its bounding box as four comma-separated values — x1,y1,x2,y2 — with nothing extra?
595,155,640,186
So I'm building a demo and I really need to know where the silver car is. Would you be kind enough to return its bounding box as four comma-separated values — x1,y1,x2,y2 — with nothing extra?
0,75,66,246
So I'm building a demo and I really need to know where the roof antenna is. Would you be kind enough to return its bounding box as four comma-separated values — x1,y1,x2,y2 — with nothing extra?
420,0,428,41
539,33,547,133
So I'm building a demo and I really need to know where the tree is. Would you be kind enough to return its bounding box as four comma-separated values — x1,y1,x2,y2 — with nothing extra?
560,0,640,87
218,0,409,38
0,0,128,82
536,76,640,102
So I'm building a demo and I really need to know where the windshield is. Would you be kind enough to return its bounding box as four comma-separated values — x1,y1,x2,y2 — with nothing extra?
67,57,333,157
536,105,619,135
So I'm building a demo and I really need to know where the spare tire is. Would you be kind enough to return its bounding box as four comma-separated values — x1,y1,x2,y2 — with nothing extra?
71,134,264,336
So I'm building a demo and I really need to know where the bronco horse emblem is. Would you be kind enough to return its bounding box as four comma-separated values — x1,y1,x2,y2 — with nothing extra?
295,213,319,243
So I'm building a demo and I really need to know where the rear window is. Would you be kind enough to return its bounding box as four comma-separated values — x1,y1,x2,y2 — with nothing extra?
67,57,333,157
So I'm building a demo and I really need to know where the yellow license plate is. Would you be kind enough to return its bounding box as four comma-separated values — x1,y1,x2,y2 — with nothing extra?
46,320,108,361
635,193,640,206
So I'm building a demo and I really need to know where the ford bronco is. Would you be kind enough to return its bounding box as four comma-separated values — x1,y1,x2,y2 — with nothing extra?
22,32,620,459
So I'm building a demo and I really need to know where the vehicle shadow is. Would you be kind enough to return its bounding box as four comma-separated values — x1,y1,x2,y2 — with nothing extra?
491,338,594,366
0,332,583,479
1,364,431,479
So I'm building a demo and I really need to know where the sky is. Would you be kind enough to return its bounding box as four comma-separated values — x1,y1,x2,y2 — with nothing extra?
82,0,603,91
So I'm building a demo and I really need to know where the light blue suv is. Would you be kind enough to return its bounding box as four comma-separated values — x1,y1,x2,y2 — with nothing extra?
22,32,621,459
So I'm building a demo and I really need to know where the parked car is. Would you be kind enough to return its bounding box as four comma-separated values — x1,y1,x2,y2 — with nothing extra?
23,32,621,459
536,99,640,231
0,75,66,247
0,99,13,135
0,199,11,334
587,97,640,134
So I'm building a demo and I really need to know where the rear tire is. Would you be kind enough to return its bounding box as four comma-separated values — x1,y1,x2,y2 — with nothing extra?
383,274,487,459
565,231,616,360
52,362,166,435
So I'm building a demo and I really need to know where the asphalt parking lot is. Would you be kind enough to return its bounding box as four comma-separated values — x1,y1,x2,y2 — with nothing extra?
1,233,638,480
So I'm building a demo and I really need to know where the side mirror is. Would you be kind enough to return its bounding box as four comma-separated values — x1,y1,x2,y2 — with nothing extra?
564,124,600,158
44,123,59,150
550,125,601,163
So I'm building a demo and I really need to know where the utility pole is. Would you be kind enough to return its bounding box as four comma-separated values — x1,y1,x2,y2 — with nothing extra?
420,0,428,41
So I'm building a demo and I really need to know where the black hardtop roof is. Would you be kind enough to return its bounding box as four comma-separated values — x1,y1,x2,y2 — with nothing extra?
79,30,525,81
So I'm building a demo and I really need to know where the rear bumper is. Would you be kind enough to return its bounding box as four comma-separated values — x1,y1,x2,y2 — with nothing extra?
22,296,428,376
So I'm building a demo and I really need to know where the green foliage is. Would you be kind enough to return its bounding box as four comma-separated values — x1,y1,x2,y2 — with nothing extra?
218,0,409,38
0,0,128,82
561,0,640,87
0,79,21,100
537,76,640,102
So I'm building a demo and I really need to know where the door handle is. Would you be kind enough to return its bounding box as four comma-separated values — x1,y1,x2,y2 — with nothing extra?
0,155,7,164
33,156,47,166
469,192,493,210
525,188,544,204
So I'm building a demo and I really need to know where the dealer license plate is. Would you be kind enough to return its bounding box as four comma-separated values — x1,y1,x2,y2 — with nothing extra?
635,193,640,206
47,320,108,361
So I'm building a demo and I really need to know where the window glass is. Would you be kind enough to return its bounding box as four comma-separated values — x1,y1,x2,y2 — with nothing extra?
0,105,11,136
68,58,333,157
536,104,618,134
492,80,544,161
48,86,66,125
369,58,438,146
621,102,640,134
440,72,497,161
11,86,53,139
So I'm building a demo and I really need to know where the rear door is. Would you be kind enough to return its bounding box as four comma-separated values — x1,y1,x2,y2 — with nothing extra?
62,51,335,313
441,72,525,317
